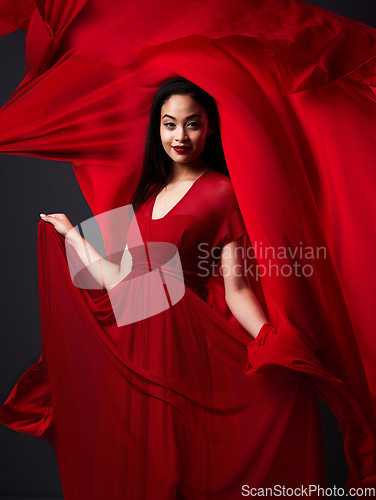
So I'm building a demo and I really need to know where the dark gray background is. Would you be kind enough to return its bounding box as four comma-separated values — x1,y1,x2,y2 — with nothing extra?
0,1,375,498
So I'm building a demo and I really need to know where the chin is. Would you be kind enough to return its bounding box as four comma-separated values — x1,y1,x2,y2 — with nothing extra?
171,154,195,163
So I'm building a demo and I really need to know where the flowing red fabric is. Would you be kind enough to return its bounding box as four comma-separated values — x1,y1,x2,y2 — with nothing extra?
0,0,376,497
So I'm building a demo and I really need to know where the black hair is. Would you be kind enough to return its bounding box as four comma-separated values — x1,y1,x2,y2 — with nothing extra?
130,77,229,213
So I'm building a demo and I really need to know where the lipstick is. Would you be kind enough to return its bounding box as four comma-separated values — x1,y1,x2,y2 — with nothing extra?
173,146,192,154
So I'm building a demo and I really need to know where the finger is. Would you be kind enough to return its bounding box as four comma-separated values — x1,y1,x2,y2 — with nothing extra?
40,213,58,218
40,214,56,222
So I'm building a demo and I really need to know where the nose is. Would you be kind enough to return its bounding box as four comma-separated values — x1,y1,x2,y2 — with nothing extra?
174,126,188,143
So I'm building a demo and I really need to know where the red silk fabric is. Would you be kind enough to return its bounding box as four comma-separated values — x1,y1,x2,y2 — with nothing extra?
0,0,376,496
3,173,330,499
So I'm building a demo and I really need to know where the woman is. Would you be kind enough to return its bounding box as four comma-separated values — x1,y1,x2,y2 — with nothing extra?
1,77,328,498
39,78,268,339
1,0,376,496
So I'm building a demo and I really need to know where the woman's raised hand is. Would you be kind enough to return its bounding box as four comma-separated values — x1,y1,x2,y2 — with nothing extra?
39,212,125,290
40,213,75,239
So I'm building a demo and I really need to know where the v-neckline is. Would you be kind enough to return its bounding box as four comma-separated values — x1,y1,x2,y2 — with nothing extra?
150,168,210,221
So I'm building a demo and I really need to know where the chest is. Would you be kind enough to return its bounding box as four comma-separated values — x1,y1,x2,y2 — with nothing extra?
151,181,198,220
128,194,220,257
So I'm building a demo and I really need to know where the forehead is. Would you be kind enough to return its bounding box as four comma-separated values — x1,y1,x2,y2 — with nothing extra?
161,94,204,117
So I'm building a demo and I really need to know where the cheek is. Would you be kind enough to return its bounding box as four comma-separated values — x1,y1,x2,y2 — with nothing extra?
160,127,170,146
193,129,208,148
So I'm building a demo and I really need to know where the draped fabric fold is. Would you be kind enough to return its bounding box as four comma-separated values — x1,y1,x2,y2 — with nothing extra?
247,322,376,488
1,0,376,494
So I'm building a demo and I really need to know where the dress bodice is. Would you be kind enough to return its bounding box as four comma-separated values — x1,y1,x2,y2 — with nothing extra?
126,169,247,300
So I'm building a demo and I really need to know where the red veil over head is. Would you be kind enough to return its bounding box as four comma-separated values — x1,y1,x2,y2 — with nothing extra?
1,0,376,494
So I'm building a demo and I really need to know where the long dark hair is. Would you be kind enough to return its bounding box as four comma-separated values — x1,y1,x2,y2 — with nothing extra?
130,77,229,213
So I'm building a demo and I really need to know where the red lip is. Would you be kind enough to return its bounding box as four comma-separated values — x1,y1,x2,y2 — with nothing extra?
173,146,192,153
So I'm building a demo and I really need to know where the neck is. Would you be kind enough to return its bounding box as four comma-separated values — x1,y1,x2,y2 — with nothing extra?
169,159,208,182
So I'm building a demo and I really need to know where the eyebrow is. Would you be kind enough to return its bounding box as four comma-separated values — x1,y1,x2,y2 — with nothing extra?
162,113,202,120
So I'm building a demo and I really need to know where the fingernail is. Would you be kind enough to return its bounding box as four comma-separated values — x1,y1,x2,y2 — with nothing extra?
40,213,46,218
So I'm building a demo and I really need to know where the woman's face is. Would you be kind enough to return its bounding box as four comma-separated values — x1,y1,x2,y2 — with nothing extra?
160,94,213,167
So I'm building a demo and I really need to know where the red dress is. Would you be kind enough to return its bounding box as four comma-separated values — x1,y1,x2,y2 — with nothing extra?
0,168,327,499
1,0,376,495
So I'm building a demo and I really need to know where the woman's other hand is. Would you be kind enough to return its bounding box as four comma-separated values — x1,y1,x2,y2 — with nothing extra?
39,213,75,239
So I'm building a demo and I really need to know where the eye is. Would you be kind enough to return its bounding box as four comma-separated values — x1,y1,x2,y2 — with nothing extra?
163,122,176,128
187,121,200,128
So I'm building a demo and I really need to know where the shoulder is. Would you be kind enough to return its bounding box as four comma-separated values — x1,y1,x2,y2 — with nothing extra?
205,169,235,193
205,168,231,183
204,169,239,206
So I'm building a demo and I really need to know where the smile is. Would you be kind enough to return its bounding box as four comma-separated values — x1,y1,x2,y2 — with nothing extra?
172,146,192,154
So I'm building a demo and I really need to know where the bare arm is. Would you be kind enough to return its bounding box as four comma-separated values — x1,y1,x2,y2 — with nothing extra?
40,213,132,291
221,239,268,339
66,228,132,290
